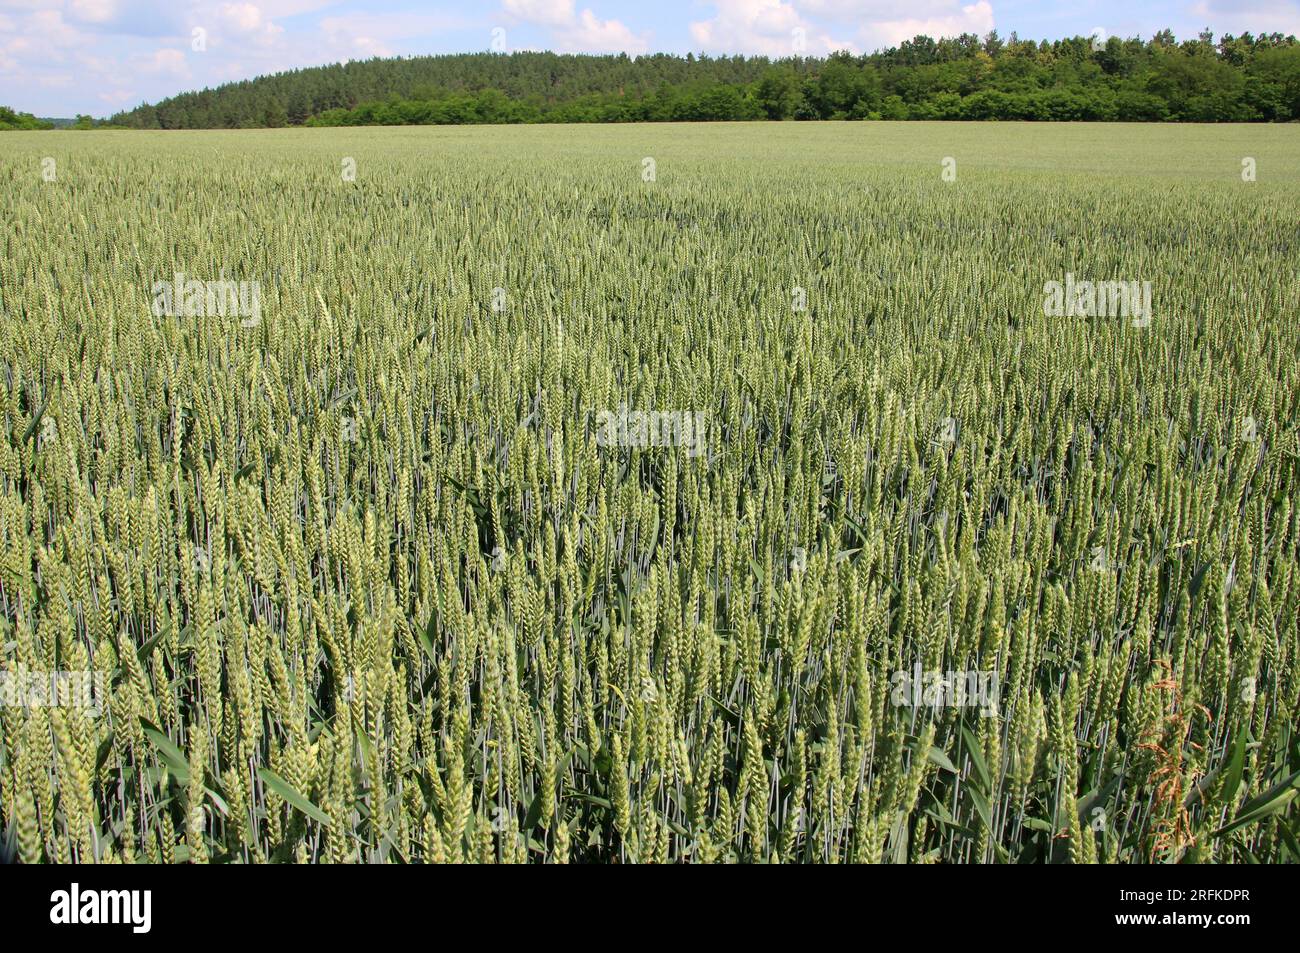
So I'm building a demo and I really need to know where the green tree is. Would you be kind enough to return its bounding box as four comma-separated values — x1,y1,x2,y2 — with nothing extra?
754,68,801,119
263,101,288,127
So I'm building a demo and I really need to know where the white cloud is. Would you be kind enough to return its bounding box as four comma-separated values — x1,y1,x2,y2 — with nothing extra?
256,0,340,16
134,46,189,77
209,3,284,48
318,22,394,59
0,0,62,10
97,86,135,104
317,12,468,59
857,1,995,49
796,0,979,20
318,11,468,41
220,2,265,32
560,8,648,51
70,0,117,24
502,0,648,53
690,0,997,55
1188,1,1300,36
503,0,575,27
690,0,848,55
0,9,84,74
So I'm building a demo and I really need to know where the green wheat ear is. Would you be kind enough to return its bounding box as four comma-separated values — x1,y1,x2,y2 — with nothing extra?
0,123,1295,865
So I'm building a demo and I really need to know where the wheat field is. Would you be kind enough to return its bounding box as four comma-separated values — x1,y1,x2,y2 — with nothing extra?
1,122,1298,863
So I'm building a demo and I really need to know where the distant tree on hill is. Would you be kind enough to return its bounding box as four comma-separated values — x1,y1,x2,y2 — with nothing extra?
0,106,55,130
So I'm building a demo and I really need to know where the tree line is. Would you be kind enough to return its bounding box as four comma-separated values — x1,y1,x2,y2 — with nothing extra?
0,107,54,130
78,31,1300,127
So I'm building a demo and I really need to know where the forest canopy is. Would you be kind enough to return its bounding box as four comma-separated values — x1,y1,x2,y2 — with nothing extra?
103,31,1300,129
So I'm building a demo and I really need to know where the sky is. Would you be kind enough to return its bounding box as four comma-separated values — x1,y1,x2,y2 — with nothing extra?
2,0,1299,117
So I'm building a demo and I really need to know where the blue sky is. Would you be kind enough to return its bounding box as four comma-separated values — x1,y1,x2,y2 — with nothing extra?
2,1,1298,117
